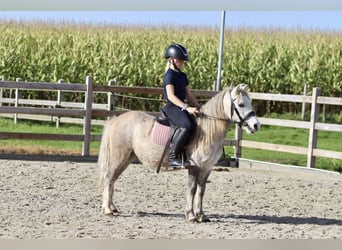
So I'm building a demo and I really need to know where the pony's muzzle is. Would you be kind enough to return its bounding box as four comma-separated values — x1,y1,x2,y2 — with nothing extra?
244,118,261,134
251,120,261,133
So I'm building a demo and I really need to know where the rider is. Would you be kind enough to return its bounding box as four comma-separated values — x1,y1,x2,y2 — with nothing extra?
161,43,201,168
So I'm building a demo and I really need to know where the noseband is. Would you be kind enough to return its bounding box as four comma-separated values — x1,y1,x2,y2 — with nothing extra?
233,105,256,128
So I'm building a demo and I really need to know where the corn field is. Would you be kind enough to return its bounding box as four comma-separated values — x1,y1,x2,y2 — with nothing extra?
0,20,341,114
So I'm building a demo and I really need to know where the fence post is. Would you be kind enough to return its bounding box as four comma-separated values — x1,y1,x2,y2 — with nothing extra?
233,124,242,159
301,84,307,120
0,75,5,107
56,79,65,128
14,78,22,124
82,75,93,156
307,87,321,168
107,78,116,117
322,104,326,123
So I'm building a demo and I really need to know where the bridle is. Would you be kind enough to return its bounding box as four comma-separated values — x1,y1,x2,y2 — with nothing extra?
198,91,256,128
233,103,256,128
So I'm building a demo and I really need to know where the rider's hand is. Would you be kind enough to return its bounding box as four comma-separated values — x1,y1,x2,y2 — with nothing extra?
186,106,199,117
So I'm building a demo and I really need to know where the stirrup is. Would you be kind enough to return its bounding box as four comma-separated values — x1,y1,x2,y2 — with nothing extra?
168,164,188,170
168,155,190,170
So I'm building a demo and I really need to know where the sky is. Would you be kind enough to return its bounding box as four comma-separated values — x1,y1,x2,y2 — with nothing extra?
0,11,341,32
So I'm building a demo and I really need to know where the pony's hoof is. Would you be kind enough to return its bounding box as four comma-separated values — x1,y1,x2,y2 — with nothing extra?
110,205,119,213
197,215,211,222
188,217,198,223
105,212,114,218
186,215,198,223
102,207,118,217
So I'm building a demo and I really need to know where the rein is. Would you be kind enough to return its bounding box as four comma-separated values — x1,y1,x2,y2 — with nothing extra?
197,93,255,128
198,109,255,128
197,112,230,122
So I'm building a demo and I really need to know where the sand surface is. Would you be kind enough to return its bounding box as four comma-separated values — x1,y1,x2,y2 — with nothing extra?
1,157,342,239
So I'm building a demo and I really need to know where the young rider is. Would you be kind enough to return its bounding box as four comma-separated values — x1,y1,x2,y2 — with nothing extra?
161,43,201,168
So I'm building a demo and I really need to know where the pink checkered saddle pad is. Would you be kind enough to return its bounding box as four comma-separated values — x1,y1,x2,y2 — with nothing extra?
150,121,171,146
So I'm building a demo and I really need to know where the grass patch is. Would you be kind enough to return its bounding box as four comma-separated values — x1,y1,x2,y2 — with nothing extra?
224,124,342,172
0,118,102,155
0,117,341,172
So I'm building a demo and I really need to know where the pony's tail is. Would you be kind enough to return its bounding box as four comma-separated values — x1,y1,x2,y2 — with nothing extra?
98,119,113,194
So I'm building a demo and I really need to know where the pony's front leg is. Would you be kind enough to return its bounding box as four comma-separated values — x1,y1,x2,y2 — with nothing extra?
193,169,211,222
185,166,199,223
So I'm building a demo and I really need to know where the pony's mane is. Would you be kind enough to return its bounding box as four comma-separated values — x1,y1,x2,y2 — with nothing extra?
201,87,231,119
192,87,232,150
191,85,250,150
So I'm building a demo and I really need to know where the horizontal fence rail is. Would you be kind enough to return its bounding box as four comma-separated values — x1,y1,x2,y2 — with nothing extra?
0,76,341,168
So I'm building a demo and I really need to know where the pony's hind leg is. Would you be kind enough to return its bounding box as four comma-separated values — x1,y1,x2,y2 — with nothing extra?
101,165,119,216
101,155,135,216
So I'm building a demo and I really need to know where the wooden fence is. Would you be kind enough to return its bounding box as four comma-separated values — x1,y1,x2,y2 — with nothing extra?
0,75,341,168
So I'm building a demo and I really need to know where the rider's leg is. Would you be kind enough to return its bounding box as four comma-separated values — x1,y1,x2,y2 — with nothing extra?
169,127,191,167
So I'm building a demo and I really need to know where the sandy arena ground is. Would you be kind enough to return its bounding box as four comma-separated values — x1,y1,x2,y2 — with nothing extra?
0,156,342,239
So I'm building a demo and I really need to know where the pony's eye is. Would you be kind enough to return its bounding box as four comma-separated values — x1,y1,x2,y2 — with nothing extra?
238,103,245,108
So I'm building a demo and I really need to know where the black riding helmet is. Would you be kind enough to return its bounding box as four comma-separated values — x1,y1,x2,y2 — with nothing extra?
164,43,189,61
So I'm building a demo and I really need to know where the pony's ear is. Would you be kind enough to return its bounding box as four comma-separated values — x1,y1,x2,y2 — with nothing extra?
239,83,248,90
237,83,249,94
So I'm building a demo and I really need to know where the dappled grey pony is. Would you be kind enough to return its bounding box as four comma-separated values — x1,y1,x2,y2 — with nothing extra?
98,84,261,222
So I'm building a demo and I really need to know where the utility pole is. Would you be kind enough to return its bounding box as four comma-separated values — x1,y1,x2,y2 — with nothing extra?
215,11,226,91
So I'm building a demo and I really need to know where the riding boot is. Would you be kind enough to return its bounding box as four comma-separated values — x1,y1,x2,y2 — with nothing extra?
168,127,191,168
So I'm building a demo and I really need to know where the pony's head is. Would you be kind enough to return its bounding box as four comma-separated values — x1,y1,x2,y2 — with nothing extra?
229,84,261,134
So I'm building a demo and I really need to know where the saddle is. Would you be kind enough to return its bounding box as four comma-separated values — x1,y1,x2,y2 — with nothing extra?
155,111,171,127
151,110,177,147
